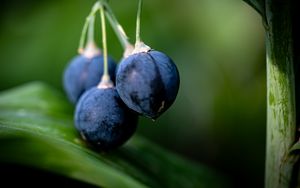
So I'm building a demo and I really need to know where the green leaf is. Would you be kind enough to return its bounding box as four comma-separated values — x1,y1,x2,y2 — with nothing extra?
290,141,300,153
0,82,227,188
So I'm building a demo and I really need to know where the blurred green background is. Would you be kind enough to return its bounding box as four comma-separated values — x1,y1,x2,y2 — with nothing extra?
0,0,265,187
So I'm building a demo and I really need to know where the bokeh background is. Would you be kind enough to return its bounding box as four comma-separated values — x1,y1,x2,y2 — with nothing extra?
0,0,266,187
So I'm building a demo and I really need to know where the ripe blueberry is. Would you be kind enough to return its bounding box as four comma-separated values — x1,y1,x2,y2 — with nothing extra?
116,48,180,119
63,44,116,104
74,84,138,150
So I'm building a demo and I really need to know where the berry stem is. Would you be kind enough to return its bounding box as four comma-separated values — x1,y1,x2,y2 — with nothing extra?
78,1,132,55
78,2,101,53
78,18,89,53
87,15,95,44
100,5,109,80
100,1,132,49
135,0,143,44
131,0,151,55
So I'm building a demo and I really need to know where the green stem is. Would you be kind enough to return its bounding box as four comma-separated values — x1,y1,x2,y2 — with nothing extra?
87,15,95,44
78,2,101,52
265,0,298,187
78,1,131,53
99,5,109,80
135,0,143,43
100,1,131,49
78,18,89,52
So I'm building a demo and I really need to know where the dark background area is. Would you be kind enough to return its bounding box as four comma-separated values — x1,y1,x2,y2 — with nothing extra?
0,163,98,188
0,0,266,187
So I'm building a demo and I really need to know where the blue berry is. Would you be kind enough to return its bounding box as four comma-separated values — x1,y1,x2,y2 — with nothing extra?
75,86,138,150
116,50,180,119
63,53,116,104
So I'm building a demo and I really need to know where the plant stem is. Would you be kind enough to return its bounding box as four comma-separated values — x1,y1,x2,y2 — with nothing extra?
78,2,101,52
265,0,298,187
78,18,89,53
99,5,109,80
78,1,131,53
135,0,143,43
131,0,151,55
87,15,95,44
100,1,131,49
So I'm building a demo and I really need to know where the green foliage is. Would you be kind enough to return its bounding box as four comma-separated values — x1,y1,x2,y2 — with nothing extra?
0,1,266,186
0,82,226,188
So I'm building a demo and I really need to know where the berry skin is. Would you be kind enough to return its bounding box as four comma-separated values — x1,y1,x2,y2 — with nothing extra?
116,50,180,119
63,54,116,104
74,86,138,150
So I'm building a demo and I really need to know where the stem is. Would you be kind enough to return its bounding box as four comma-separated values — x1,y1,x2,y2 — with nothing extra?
100,5,109,80
78,18,89,53
265,0,298,187
135,0,143,43
130,0,150,55
78,2,101,52
101,1,131,49
87,15,95,44
78,0,131,53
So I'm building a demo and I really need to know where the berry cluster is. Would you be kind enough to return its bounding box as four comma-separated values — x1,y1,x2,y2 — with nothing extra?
63,0,180,151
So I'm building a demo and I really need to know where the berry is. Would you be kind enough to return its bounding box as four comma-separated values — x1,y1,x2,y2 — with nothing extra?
63,44,116,104
74,85,138,150
116,48,180,119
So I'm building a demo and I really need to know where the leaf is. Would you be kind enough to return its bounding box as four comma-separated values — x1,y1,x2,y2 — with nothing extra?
0,82,227,188
243,0,265,17
290,141,300,153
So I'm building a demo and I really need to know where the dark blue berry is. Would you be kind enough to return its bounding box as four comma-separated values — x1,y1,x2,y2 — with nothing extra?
75,87,138,150
63,54,116,104
116,50,180,119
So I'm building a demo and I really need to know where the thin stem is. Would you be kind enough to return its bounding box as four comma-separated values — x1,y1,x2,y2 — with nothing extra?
78,1,101,52
87,15,95,44
78,18,89,53
135,0,143,43
101,1,131,48
100,5,109,80
78,0,131,53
